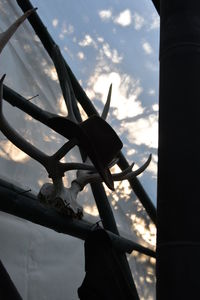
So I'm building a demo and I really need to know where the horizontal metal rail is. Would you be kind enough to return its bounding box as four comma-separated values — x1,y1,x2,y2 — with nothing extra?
0,178,155,258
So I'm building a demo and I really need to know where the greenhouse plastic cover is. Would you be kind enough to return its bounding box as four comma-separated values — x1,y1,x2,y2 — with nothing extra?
0,1,158,299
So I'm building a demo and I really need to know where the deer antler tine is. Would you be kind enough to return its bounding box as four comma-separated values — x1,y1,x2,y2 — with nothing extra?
60,162,96,173
114,154,152,181
108,156,119,168
0,74,6,86
128,154,152,178
73,154,152,190
72,172,99,190
0,8,37,54
0,77,98,180
113,163,135,180
101,84,112,120
51,138,78,161
78,162,135,187
52,45,77,123
0,74,48,166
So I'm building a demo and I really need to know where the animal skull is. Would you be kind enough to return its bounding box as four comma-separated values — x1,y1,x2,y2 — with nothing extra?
38,179,83,219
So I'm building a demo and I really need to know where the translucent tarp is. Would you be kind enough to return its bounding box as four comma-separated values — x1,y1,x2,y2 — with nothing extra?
0,1,158,299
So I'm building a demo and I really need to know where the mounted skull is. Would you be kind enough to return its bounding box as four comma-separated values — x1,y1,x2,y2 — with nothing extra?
38,179,84,219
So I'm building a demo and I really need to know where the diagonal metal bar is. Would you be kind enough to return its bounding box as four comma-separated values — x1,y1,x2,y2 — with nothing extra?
118,155,156,224
151,0,160,15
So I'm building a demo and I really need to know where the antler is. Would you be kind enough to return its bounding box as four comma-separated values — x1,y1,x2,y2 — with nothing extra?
37,154,152,220
73,154,152,191
52,45,77,122
0,75,100,218
101,84,112,120
0,75,96,179
0,8,37,54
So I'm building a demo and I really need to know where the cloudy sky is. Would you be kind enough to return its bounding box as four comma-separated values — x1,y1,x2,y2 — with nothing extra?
31,0,159,204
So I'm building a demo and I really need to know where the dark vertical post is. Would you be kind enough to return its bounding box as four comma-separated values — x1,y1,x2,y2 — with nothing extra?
157,1,200,299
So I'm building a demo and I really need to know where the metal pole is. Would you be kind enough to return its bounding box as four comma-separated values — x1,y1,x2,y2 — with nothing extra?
157,1,200,298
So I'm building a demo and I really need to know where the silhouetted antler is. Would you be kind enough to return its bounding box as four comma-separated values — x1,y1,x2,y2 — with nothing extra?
0,75,96,180
101,84,112,120
0,8,36,54
74,154,152,190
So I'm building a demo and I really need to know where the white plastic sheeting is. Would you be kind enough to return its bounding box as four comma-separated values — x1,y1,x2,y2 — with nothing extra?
0,1,157,299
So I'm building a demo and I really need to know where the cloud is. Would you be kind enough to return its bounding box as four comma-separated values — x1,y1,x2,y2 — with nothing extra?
0,140,29,162
87,70,143,120
59,22,74,39
79,34,97,48
97,36,104,43
98,8,146,30
98,9,112,21
100,43,123,64
145,62,158,72
152,103,158,111
52,19,58,27
133,12,145,30
43,65,58,81
149,13,160,30
142,41,153,55
77,51,85,60
148,89,156,96
114,9,132,27
125,114,158,148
